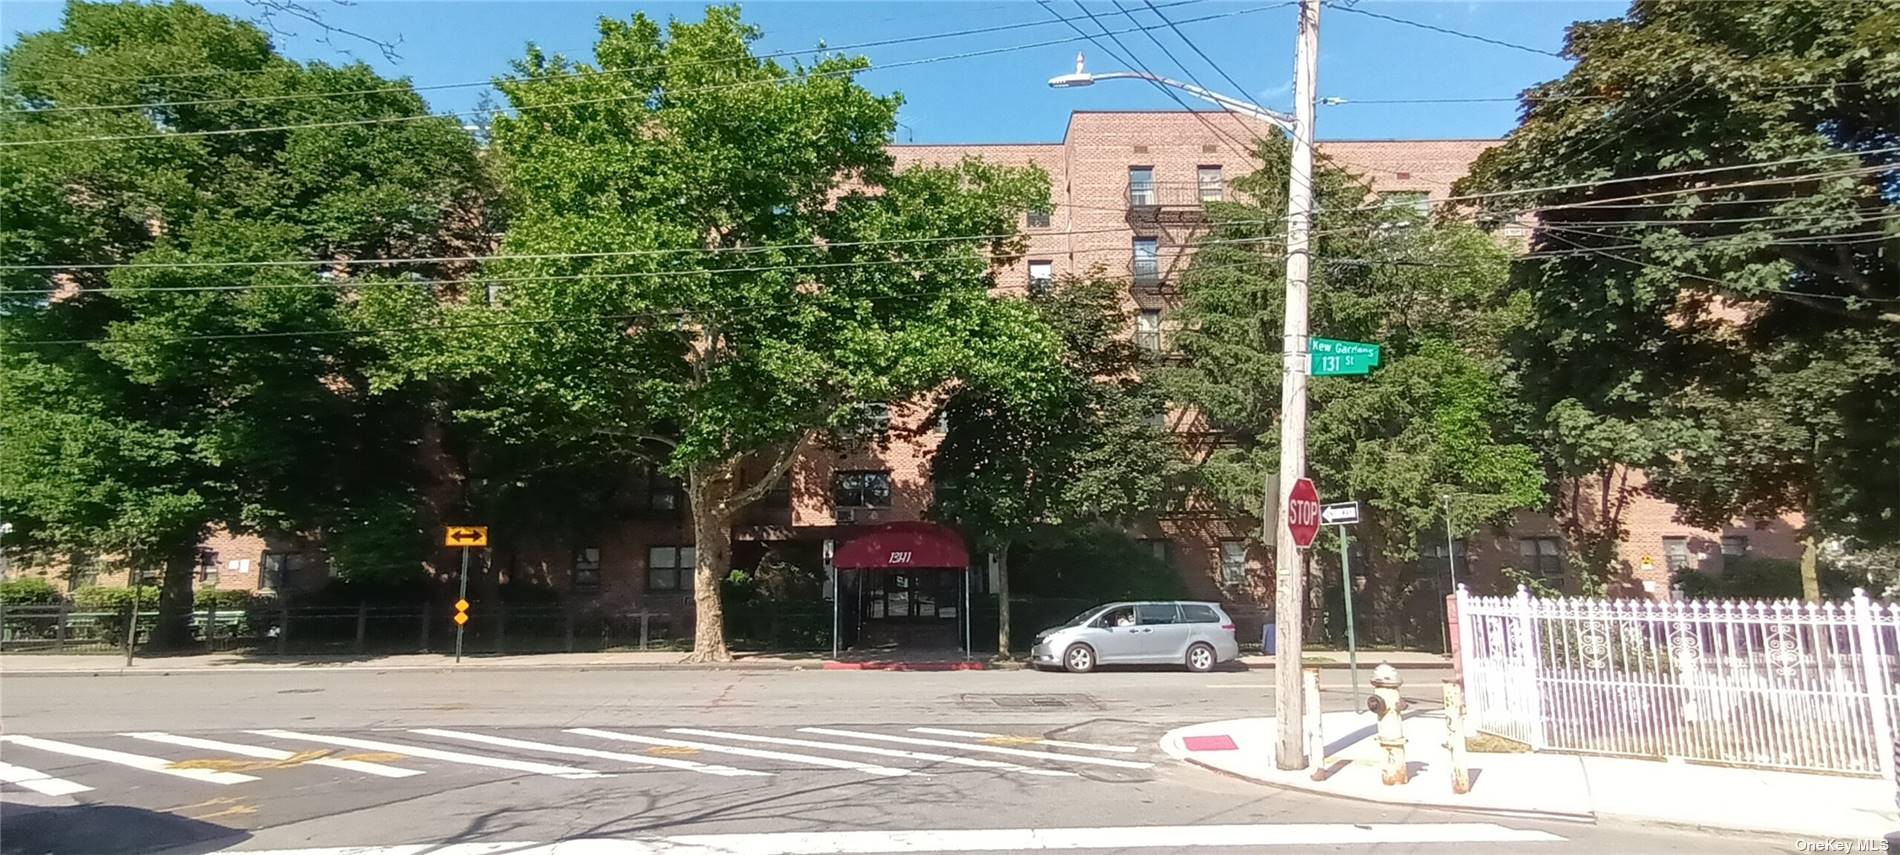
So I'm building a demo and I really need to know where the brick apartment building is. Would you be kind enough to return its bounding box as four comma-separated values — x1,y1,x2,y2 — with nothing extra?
5,110,1801,631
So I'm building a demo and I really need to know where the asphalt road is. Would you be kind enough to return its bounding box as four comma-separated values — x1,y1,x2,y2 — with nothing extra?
0,666,1803,854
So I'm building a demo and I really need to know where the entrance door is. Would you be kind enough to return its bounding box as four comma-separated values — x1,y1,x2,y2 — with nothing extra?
860,571,960,650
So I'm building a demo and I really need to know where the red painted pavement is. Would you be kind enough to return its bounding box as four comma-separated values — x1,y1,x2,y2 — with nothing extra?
1182,735,1239,752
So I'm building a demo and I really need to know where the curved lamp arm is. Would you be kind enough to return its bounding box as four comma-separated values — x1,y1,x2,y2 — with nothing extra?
1048,53,1296,134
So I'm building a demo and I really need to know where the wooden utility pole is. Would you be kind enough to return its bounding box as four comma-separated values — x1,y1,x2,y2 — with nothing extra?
1273,0,1322,771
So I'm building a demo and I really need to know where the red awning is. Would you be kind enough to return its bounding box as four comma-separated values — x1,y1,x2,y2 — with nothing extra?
832,521,970,570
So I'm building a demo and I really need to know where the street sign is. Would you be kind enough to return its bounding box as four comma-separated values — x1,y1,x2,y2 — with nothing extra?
1320,501,1361,526
444,526,488,547
454,599,470,613
1310,337,1381,377
452,612,468,626
1287,477,1320,548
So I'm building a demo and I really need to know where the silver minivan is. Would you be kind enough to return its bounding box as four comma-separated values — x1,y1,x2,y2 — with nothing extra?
1030,601,1240,673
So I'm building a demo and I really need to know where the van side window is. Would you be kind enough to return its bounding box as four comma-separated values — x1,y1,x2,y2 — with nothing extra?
1180,604,1219,623
1136,603,1179,625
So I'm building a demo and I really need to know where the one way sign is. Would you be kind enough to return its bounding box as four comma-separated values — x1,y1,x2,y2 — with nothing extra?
1320,502,1360,526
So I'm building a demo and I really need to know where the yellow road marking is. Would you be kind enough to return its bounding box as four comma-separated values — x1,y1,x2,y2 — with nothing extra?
645,746,701,757
190,804,258,821
169,750,334,773
980,736,1044,747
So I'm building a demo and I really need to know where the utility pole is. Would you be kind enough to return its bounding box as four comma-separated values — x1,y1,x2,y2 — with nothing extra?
1273,0,1321,772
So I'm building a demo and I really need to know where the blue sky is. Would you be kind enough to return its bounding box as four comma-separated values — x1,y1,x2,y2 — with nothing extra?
3,0,1620,142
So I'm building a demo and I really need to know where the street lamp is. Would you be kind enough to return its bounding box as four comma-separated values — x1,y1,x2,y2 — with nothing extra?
1047,53,1296,132
1049,0,1322,773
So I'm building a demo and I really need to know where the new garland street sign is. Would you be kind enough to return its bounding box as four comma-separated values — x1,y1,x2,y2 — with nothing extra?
1310,337,1381,376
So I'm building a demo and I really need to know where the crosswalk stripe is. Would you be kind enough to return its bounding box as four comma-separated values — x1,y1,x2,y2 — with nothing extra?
798,728,1154,770
665,728,1077,778
122,732,424,779
567,728,914,777
907,727,1139,754
247,730,604,779
411,729,769,778
0,760,93,796
0,734,258,785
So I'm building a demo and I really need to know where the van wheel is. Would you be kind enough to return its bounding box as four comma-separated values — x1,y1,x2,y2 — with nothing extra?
1186,642,1216,673
1063,643,1096,674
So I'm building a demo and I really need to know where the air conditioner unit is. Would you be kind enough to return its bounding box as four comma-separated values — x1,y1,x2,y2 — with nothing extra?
833,508,858,524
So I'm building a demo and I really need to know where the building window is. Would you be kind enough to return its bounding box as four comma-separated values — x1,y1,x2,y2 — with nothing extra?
573,547,602,593
833,470,893,509
1662,536,1692,572
760,471,792,509
1128,166,1156,206
485,283,505,306
1720,535,1748,558
260,552,297,592
1028,260,1054,294
1197,165,1223,202
195,548,220,587
630,463,682,514
1131,237,1159,283
66,552,100,588
1136,309,1162,353
1517,537,1563,582
1378,190,1430,218
1219,540,1247,586
647,545,695,592
1026,207,1051,229
1140,538,1170,567
845,402,890,437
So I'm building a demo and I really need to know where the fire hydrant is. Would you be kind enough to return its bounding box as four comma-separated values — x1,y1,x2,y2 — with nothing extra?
1365,662,1410,785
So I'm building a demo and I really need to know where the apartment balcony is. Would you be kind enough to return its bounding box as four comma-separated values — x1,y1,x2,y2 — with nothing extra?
1127,181,1224,223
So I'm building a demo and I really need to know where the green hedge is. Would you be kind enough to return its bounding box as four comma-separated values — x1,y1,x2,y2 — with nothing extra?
195,588,261,610
0,577,61,605
71,585,161,611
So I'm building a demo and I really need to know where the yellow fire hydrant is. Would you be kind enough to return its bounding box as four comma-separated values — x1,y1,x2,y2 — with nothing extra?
1365,662,1409,785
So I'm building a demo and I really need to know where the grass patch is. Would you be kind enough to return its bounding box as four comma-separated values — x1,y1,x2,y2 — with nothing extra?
1465,732,1532,754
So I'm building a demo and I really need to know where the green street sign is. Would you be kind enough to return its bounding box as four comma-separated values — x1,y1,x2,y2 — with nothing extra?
1310,337,1381,376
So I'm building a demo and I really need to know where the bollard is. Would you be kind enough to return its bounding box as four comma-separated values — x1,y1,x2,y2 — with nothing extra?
1367,662,1409,785
354,603,368,654
1303,667,1326,781
1444,678,1471,794
55,601,69,653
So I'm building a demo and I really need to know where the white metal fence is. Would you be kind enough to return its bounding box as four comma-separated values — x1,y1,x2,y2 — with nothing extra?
1457,586,1899,780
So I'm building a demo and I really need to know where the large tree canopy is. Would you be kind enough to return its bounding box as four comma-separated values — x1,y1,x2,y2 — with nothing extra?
1166,135,1546,618
0,0,490,640
1459,0,1899,554
364,7,1060,660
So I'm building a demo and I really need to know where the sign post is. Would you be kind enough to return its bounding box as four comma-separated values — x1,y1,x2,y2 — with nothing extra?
444,526,487,663
1320,501,1362,706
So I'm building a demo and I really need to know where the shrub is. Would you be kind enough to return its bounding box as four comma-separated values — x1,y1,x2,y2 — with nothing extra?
195,588,259,611
0,577,61,605
70,585,161,611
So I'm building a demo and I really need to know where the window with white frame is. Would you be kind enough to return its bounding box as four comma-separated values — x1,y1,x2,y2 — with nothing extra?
1219,540,1247,586
1662,536,1692,572
1131,237,1159,283
1197,165,1223,201
630,463,681,514
647,545,695,592
1136,309,1162,353
1128,166,1156,205
1028,260,1054,294
1720,535,1748,558
195,548,219,586
1026,207,1052,229
260,552,298,591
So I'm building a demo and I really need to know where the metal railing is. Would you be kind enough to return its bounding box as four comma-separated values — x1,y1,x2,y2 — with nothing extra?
1457,586,1899,779
1127,181,1224,208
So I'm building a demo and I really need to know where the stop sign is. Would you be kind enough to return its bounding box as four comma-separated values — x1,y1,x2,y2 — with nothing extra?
1286,477,1321,548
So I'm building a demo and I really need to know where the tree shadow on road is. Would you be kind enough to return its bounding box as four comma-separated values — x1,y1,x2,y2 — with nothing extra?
0,802,249,855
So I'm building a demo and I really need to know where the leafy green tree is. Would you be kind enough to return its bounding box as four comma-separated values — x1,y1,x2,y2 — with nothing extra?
365,7,1057,660
1166,136,1545,630
1458,0,1899,589
929,269,1185,653
0,1,489,643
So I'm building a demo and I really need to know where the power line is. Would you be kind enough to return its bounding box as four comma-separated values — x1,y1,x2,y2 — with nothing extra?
1323,2,1563,58
1538,231,1900,313
1141,0,1265,114
3,1,1224,116
0,4,1287,148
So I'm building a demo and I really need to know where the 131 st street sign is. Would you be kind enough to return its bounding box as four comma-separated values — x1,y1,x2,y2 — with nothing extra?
1310,337,1381,376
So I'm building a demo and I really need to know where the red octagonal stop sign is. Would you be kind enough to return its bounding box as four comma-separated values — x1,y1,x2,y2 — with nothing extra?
1287,477,1321,548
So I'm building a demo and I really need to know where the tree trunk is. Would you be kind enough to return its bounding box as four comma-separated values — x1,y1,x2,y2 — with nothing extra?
683,462,736,662
150,547,195,650
994,548,1011,659
1800,534,1821,603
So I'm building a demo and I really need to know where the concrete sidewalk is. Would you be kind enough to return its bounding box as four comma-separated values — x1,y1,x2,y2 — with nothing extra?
0,648,1447,676
1161,711,1900,839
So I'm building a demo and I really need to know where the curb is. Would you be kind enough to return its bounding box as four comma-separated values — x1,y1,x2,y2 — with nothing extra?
820,660,990,671
1171,751,1597,825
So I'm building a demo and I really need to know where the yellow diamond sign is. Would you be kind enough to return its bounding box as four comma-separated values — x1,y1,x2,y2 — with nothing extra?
452,612,469,626
454,599,470,613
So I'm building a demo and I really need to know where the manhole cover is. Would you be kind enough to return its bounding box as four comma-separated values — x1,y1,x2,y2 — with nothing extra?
959,693,1101,710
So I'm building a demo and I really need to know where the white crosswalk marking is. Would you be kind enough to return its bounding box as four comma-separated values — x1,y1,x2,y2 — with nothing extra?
0,734,258,785
0,760,93,796
568,728,913,777
122,731,424,778
798,728,1154,770
411,729,769,778
247,730,604,779
664,728,1077,778
906,727,1139,754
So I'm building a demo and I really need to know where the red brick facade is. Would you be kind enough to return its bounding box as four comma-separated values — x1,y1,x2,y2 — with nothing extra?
3,111,1801,617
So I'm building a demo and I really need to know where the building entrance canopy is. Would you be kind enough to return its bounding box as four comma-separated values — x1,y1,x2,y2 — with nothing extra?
831,521,970,571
